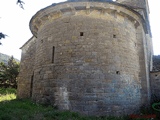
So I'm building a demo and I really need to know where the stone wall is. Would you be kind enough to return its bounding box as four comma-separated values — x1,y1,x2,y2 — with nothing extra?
135,26,149,105
116,0,147,9
17,37,36,98
151,71,160,98
117,0,151,36
116,0,153,104
18,1,152,116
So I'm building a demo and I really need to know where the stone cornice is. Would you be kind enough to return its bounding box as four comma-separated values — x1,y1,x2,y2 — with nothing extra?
30,1,146,37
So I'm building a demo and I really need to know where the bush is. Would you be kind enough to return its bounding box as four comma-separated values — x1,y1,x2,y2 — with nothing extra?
0,56,19,88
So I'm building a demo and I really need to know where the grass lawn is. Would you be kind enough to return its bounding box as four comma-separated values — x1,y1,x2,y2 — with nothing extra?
0,88,16,102
0,88,158,120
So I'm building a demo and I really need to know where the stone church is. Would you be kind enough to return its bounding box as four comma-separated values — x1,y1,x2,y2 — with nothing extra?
17,0,159,116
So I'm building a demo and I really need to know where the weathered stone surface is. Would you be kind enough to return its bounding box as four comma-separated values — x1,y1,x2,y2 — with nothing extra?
18,1,153,116
17,37,36,98
150,71,160,98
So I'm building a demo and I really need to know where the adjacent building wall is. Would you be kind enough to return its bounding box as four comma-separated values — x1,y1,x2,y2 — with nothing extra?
150,72,160,98
17,37,36,98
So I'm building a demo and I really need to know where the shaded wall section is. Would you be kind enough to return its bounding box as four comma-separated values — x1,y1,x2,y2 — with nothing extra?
17,37,36,98
150,71,160,98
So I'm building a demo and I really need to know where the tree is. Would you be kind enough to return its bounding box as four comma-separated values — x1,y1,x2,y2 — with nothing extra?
0,32,7,45
0,33,6,40
0,62,7,83
0,56,20,88
17,0,25,9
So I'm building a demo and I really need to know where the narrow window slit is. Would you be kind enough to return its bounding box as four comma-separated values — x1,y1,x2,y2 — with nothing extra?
30,72,34,97
52,46,55,63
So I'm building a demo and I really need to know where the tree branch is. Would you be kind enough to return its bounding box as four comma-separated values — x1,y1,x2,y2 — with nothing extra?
17,0,25,9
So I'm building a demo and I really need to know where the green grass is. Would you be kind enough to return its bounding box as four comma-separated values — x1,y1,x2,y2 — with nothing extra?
0,88,158,120
0,99,127,120
0,88,16,102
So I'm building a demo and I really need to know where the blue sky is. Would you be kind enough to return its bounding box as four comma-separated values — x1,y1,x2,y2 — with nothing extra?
0,0,159,60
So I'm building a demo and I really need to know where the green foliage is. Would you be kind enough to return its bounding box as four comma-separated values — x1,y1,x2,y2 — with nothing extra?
0,56,20,88
0,88,17,95
0,88,16,102
0,93,16,102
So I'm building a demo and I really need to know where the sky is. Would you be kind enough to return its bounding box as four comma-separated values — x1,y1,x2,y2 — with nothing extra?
0,0,159,60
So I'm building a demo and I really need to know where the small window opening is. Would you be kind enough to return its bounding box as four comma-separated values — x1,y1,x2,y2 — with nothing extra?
41,39,43,43
52,46,55,63
155,74,158,77
113,34,116,38
116,71,120,75
80,32,84,36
